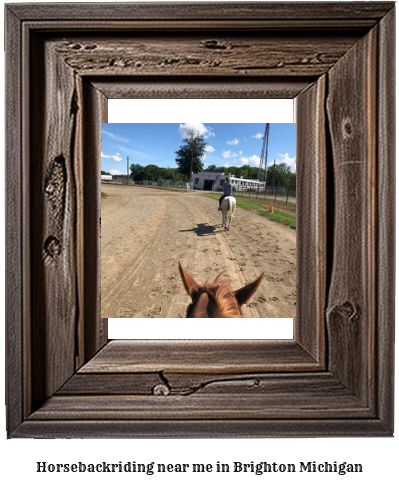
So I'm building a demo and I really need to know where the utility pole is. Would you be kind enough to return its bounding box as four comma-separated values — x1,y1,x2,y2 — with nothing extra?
190,136,194,180
126,156,129,184
272,159,277,202
257,124,270,199
189,132,197,183
187,130,199,182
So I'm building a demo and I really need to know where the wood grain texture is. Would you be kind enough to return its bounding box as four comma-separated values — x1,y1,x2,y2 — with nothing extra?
7,2,394,22
61,371,355,397
36,371,374,422
326,26,377,405
295,75,326,363
21,19,385,33
92,78,311,100
79,340,320,374
54,33,360,78
376,7,395,432
81,81,108,362
29,393,371,421
13,418,391,439
30,37,78,408
5,5,24,436
58,372,162,395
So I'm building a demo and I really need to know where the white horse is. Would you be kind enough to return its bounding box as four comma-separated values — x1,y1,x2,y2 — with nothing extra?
221,196,236,230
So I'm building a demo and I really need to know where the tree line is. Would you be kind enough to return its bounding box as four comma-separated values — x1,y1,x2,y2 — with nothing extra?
101,133,295,191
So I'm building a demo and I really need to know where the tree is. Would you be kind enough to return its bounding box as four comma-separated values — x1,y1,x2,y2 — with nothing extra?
129,163,145,180
205,164,218,173
175,132,207,179
285,171,296,204
203,164,259,180
143,164,162,181
267,162,289,188
236,165,258,180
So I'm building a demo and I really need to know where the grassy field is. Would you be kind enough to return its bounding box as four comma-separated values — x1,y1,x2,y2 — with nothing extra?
203,193,296,230
101,192,108,199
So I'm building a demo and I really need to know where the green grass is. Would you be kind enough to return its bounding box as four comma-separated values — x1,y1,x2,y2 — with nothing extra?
101,192,108,199
202,193,296,230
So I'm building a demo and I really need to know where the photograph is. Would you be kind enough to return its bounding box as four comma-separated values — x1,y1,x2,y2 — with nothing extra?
101,123,296,320
4,0,395,451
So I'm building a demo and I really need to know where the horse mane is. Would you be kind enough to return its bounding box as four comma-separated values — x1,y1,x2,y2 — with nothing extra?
197,273,241,318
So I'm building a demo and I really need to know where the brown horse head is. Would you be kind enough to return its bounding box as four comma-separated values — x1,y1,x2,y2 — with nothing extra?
178,262,263,318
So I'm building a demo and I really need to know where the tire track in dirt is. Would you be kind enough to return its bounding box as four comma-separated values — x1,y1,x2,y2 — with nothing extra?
101,185,296,319
102,194,170,316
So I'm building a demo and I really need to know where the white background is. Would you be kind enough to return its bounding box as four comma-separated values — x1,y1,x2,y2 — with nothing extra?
1,1,398,486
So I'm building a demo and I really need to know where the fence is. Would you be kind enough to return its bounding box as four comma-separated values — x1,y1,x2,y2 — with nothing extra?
101,177,193,191
233,185,296,202
139,179,193,192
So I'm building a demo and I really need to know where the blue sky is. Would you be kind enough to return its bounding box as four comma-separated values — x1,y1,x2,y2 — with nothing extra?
101,123,296,175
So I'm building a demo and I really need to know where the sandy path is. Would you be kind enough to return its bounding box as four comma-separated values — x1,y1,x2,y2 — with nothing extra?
101,184,296,318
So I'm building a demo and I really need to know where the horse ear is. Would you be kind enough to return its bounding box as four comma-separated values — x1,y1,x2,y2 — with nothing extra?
234,273,264,305
178,262,200,299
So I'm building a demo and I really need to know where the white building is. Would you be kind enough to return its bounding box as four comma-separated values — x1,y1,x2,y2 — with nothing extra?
191,172,265,192
231,177,266,192
191,172,230,191
101,174,112,183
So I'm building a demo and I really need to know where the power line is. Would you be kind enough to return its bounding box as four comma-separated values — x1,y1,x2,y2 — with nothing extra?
130,157,175,164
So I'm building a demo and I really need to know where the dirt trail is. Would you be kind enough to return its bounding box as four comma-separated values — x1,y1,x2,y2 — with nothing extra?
101,184,296,318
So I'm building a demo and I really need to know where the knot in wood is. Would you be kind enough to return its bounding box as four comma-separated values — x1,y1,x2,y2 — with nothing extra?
342,119,353,138
152,383,170,396
201,40,227,50
83,44,97,51
44,236,61,259
45,156,66,226
45,181,56,197
328,301,358,322
339,301,358,321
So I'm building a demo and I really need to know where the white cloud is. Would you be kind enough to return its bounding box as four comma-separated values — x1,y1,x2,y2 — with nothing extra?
179,123,215,139
112,153,123,162
205,145,215,153
239,155,261,167
252,133,263,139
102,130,130,143
277,152,296,171
222,150,238,159
101,151,123,162
110,169,122,175
227,138,239,145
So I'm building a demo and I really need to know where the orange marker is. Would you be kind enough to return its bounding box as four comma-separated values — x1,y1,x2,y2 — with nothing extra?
269,201,273,213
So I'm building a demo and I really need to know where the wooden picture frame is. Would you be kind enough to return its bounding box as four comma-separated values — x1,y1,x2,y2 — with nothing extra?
5,2,395,438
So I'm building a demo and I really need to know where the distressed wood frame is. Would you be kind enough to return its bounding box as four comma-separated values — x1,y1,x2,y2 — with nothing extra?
5,2,395,438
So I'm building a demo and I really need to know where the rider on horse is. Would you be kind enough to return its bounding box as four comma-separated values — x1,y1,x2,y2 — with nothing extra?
218,176,233,211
